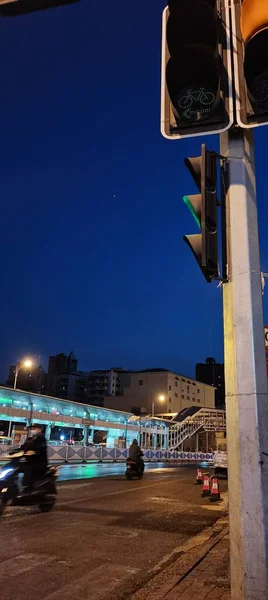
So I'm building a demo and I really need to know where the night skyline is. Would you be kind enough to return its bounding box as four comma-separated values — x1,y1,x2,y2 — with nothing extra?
1,0,268,382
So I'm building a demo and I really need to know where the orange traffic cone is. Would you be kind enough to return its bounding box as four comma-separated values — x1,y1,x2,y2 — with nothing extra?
201,473,210,497
210,476,221,502
196,468,203,484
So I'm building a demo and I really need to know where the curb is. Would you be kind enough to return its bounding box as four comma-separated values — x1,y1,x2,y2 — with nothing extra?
106,516,229,600
130,524,229,600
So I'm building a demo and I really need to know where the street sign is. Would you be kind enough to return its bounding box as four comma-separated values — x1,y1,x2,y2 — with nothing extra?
82,418,94,426
264,327,268,374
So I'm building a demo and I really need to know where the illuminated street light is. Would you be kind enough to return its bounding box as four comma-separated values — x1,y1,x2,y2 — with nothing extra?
14,358,33,390
23,359,32,368
152,394,166,418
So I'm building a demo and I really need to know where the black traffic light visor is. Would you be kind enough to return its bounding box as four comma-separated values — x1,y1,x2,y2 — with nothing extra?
184,155,204,192
166,2,217,56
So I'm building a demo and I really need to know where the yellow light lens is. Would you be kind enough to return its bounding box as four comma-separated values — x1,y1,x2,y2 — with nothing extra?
241,0,268,44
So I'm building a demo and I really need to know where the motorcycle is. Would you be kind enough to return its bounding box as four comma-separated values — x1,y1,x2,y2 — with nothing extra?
0,450,58,516
125,458,144,480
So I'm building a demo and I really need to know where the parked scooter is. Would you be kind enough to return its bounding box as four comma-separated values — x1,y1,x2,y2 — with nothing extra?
125,458,144,480
0,450,58,515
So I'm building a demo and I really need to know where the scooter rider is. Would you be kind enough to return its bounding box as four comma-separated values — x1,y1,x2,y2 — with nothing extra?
20,424,48,491
128,439,144,472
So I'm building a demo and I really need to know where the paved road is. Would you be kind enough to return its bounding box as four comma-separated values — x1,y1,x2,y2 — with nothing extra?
1,466,228,600
0,460,214,481
57,461,213,481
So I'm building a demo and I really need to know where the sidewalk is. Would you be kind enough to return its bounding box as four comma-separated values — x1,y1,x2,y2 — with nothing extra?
129,521,230,600
164,533,230,599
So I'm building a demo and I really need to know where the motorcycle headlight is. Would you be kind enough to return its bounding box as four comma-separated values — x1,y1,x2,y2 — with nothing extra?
0,468,14,479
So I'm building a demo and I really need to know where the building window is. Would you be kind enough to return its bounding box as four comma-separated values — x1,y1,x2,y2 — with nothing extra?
139,380,143,386
169,398,171,403
175,393,178,398
169,385,171,390
187,396,190,400
169,409,171,413
197,388,200,393
175,381,178,387
181,395,184,399
187,385,189,391
181,378,185,382
197,398,200,403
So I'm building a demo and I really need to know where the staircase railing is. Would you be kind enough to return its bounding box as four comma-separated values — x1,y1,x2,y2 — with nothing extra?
168,408,226,450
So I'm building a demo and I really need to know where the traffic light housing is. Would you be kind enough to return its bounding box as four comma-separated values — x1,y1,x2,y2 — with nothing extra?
231,0,268,128
183,144,218,282
0,0,78,16
161,0,233,139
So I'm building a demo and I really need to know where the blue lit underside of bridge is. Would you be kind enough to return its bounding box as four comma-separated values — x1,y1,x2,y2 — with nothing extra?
0,386,169,447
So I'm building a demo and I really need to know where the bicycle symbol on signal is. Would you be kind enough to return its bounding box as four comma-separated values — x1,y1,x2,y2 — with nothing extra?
178,88,215,109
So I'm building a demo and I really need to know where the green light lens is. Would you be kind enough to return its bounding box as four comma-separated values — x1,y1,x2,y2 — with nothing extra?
183,195,201,228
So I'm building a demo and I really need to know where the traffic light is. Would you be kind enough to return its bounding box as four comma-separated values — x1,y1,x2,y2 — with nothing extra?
161,0,233,139
0,0,78,16
231,0,268,128
183,144,218,282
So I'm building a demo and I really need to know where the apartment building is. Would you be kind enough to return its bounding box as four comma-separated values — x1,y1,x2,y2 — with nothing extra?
104,368,215,414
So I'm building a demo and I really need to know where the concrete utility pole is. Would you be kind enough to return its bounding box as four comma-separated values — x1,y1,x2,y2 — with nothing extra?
221,128,268,599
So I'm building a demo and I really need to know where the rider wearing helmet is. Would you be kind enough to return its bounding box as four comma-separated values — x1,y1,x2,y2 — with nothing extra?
128,439,144,472
20,424,48,490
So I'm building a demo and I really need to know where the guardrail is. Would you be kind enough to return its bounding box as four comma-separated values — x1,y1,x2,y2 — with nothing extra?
0,444,214,463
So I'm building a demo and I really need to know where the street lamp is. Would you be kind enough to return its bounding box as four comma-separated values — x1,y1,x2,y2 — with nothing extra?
152,394,165,418
14,358,33,390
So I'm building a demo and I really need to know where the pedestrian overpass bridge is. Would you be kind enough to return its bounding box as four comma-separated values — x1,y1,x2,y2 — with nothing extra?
0,387,226,457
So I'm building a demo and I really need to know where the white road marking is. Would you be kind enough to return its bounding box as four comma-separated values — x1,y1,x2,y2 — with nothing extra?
56,476,185,506
44,564,139,599
56,492,97,506
0,554,56,581
60,483,94,490
103,477,189,498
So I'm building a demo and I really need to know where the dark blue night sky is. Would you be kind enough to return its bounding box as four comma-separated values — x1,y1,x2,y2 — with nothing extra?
1,0,268,381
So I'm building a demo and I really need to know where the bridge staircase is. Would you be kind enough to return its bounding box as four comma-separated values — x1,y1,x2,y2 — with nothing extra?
168,408,226,451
